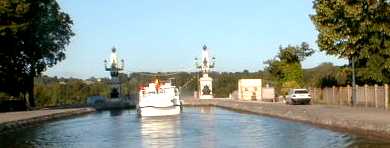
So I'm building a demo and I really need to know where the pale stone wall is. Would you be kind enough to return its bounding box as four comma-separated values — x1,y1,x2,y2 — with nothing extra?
238,79,262,101
262,87,275,101
199,74,213,99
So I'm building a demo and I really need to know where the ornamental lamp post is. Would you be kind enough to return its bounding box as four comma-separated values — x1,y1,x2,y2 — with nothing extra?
105,47,124,98
104,59,109,71
194,58,201,69
195,45,215,99
194,58,200,97
210,57,216,69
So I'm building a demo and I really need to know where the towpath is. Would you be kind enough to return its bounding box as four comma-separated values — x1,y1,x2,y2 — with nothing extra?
183,99,390,139
0,108,95,133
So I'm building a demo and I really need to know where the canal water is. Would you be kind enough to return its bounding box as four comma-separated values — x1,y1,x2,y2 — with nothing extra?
0,107,389,148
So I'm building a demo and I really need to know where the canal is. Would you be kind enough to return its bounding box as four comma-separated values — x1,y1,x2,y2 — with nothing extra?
0,107,389,148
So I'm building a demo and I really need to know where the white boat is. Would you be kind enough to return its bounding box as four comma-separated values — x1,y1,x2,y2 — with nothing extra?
137,79,182,117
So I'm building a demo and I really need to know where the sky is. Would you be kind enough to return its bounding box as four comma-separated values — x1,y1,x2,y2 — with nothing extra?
47,0,346,79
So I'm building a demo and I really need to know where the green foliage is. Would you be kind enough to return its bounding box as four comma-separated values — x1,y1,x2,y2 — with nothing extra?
34,76,110,107
303,63,351,87
0,92,12,101
264,42,314,95
311,0,390,83
280,81,300,95
280,63,303,84
0,0,74,107
278,42,314,63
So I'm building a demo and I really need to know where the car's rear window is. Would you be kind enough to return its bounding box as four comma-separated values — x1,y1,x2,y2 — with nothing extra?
294,90,308,94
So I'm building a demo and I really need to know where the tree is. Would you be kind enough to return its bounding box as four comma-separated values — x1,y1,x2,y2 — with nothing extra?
0,0,30,100
303,63,351,87
311,0,390,83
0,0,74,107
278,42,314,64
264,42,314,95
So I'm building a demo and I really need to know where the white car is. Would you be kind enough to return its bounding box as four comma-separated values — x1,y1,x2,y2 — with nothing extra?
286,89,311,105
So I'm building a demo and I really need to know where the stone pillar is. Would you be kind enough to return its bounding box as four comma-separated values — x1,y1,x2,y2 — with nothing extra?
199,74,213,99
105,47,124,99
194,91,198,99
112,77,121,96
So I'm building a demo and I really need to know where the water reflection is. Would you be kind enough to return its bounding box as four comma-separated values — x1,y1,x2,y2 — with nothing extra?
139,116,181,148
109,110,123,116
197,106,214,114
196,107,217,148
0,107,389,148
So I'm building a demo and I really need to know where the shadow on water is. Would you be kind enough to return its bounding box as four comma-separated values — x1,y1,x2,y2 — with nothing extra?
109,110,124,116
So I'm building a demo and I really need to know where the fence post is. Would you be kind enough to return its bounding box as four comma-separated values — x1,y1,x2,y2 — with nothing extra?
356,85,359,106
312,88,320,103
312,88,316,104
324,88,328,104
339,87,342,105
374,84,378,108
332,86,336,105
321,88,324,104
310,88,314,103
364,84,368,107
347,85,351,105
385,84,389,109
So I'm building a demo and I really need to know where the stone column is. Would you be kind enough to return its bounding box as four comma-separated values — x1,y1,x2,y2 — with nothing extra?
199,74,213,99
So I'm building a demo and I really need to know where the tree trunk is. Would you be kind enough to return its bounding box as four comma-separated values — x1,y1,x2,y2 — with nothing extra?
27,65,36,108
28,75,35,108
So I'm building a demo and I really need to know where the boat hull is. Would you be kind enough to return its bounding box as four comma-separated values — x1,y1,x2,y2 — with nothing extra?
138,106,181,117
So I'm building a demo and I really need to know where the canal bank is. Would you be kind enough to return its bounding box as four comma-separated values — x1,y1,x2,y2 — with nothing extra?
0,108,95,134
183,99,390,140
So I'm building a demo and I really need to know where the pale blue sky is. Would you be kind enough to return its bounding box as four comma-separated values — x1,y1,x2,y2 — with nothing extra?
47,0,346,79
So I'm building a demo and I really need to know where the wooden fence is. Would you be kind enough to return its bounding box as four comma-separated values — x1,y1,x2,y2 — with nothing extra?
310,84,389,109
